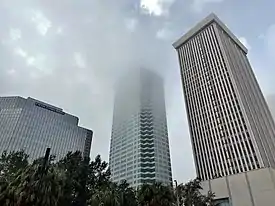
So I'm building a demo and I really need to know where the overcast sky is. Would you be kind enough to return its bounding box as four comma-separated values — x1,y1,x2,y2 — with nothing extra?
0,0,275,183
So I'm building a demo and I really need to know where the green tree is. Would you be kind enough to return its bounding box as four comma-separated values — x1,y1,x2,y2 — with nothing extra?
57,151,89,206
88,180,137,206
86,155,111,200
0,150,215,206
0,153,65,206
88,182,120,206
57,152,111,206
0,150,29,183
176,178,215,206
117,180,137,206
0,150,30,205
138,182,175,206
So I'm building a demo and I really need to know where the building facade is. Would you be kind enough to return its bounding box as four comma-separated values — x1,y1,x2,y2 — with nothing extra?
201,167,275,206
0,96,92,160
109,68,172,188
173,13,275,181
267,96,275,121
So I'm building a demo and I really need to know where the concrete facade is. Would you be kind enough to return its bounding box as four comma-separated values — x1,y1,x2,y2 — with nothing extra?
173,13,275,181
267,96,275,121
201,168,275,206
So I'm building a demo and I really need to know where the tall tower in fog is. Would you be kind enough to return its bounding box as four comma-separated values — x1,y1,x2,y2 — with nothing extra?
173,13,275,181
109,68,172,188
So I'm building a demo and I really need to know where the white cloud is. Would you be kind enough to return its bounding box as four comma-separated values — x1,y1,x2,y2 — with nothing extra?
26,56,36,65
140,0,175,16
2,0,250,184
14,47,28,57
191,0,224,13
125,18,138,32
27,54,51,78
76,73,90,84
56,26,64,35
156,27,173,40
9,28,21,41
257,24,275,61
74,52,86,69
31,10,52,36
27,54,46,69
29,71,40,79
14,47,50,76
238,36,251,51
7,69,16,76
265,24,275,59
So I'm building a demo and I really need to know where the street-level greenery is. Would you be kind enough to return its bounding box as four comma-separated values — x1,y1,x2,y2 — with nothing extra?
0,150,214,206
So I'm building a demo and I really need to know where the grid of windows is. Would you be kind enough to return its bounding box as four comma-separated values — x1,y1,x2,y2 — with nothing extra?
173,14,275,180
109,69,172,188
0,96,92,160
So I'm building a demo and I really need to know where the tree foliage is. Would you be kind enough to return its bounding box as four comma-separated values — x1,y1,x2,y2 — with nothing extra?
0,150,214,206
0,152,64,206
89,180,137,206
176,178,215,206
138,182,175,206
0,150,29,183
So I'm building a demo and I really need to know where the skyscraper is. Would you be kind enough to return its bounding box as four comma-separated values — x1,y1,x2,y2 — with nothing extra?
109,68,172,188
268,96,275,121
173,13,275,181
0,96,92,160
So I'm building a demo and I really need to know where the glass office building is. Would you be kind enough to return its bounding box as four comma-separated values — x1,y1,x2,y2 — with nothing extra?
0,96,92,160
109,68,172,188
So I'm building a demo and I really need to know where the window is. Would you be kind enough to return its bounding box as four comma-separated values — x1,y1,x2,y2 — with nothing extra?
214,198,230,206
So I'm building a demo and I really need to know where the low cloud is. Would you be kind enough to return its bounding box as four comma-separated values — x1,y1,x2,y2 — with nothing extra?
0,0,274,185
124,18,138,32
14,46,28,58
74,52,86,69
156,24,175,40
264,24,275,59
30,10,52,36
140,0,175,16
238,37,251,51
191,0,224,13
9,28,22,41
252,24,275,95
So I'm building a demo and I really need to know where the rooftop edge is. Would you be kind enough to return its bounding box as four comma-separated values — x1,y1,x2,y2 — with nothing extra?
172,13,248,54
